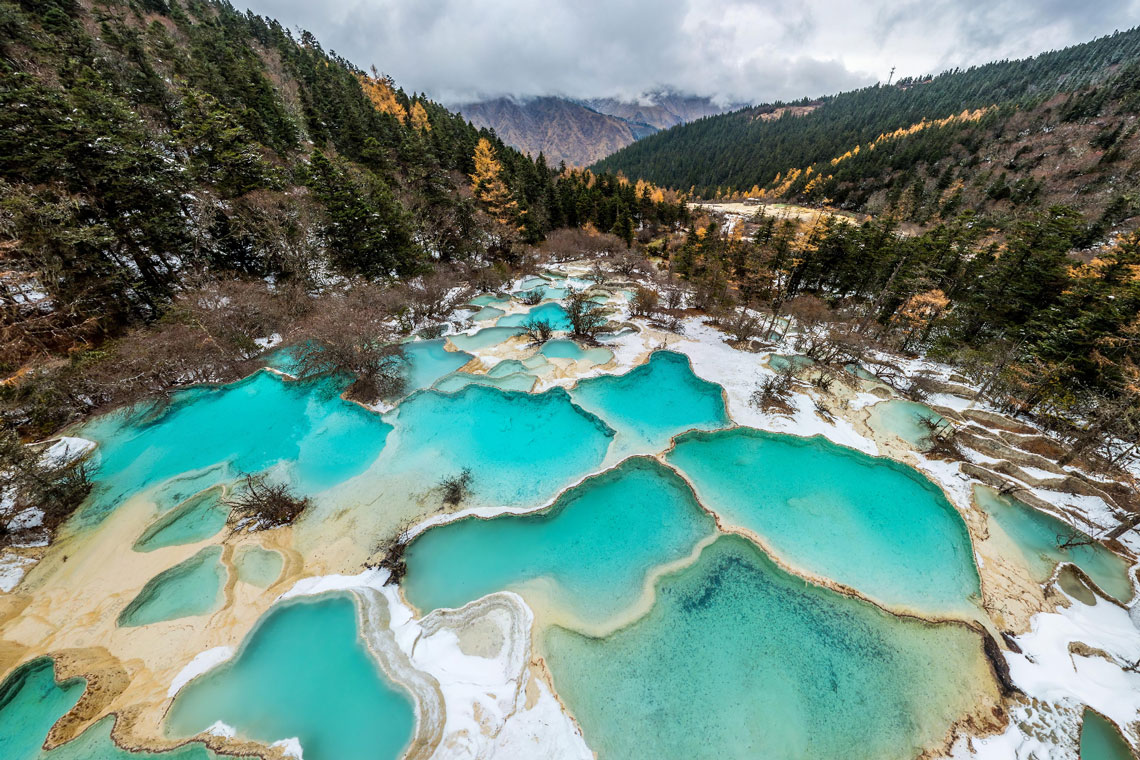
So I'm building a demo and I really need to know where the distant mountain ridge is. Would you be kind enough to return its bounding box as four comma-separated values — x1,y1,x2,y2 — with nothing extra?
457,93,732,166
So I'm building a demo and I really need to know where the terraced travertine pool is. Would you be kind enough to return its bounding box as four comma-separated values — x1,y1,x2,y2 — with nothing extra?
665,427,982,615
79,371,392,526
166,594,415,760
974,485,1134,604
118,546,227,627
3,277,1136,760
403,457,717,629
543,536,1000,760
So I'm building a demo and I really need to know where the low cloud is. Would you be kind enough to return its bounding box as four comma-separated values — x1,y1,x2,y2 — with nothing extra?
239,0,1140,104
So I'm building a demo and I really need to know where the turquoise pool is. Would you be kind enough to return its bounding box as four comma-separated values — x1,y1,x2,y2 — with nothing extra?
497,303,572,332
867,399,948,449
543,535,997,760
404,458,717,628
666,428,981,614
118,546,226,627
80,372,391,525
133,487,229,552
539,340,614,366
396,339,473,396
571,351,730,455
166,594,414,760
975,486,1134,604
378,385,615,509
1080,709,1134,760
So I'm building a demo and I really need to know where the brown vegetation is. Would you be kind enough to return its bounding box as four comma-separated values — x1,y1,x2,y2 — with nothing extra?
225,473,310,530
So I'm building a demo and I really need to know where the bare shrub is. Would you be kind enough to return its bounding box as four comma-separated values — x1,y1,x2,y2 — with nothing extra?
564,290,609,341
727,309,761,345
587,262,608,286
813,398,835,422
611,251,646,278
542,228,624,262
226,473,310,530
291,284,410,402
0,431,92,543
521,318,554,345
630,286,659,318
518,288,544,305
904,373,937,403
439,468,473,506
750,373,794,414
391,269,474,329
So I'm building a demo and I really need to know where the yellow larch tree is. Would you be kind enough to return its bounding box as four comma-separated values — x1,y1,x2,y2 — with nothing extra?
470,138,518,224
358,70,407,123
409,101,432,132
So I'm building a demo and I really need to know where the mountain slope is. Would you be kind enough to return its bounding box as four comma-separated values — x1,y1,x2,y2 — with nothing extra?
458,97,641,166
584,92,729,131
594,28,1140,213
0,0,688,379
457,93,731,166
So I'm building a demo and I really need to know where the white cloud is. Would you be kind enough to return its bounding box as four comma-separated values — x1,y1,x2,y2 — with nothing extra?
238,0,1140,104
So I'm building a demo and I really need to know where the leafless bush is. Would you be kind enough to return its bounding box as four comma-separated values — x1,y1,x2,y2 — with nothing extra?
0,431,92,543
750,373,794,414
663,287,686,311
587,262,608,286
811,370,835,394
518,288,544,305
290,284,410,402
727,309,761,345
630,286,659,318
813,398,835,422
564,290,609,341
904,373,937,403
542,228,624,262
392,269,474,329
439,468,473,506
370,520,415,583
225,474,310,530
521,317,554,345
611,251,646,278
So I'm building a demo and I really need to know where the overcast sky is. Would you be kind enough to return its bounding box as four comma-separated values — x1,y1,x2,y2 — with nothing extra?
239,0,1140,105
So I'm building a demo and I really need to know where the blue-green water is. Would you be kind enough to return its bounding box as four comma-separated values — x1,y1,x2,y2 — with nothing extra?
0,658,86,759
767,354,814,373
540,340,614,366
79,372,391,525
118,547,226,627
470,305,506,322
518,275,550,290
133,488,229,552
380,385,614,508
448,326,521,351
432,371,537,393
1080,709,1134,760
397,340,473,395
468,294,510,307
514,285,569,301
543,535,996,760
666,428,981,613
867,400,947,449
167,594,414,760
404,458,717,627
234,546,283,588
497,303,572,331
0,658,233,760
974,486,1134,604
571,351,730,455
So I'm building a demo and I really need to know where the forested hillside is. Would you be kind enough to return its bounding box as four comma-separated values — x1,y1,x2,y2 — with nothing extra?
595,28,1140,230
0,0,687,436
